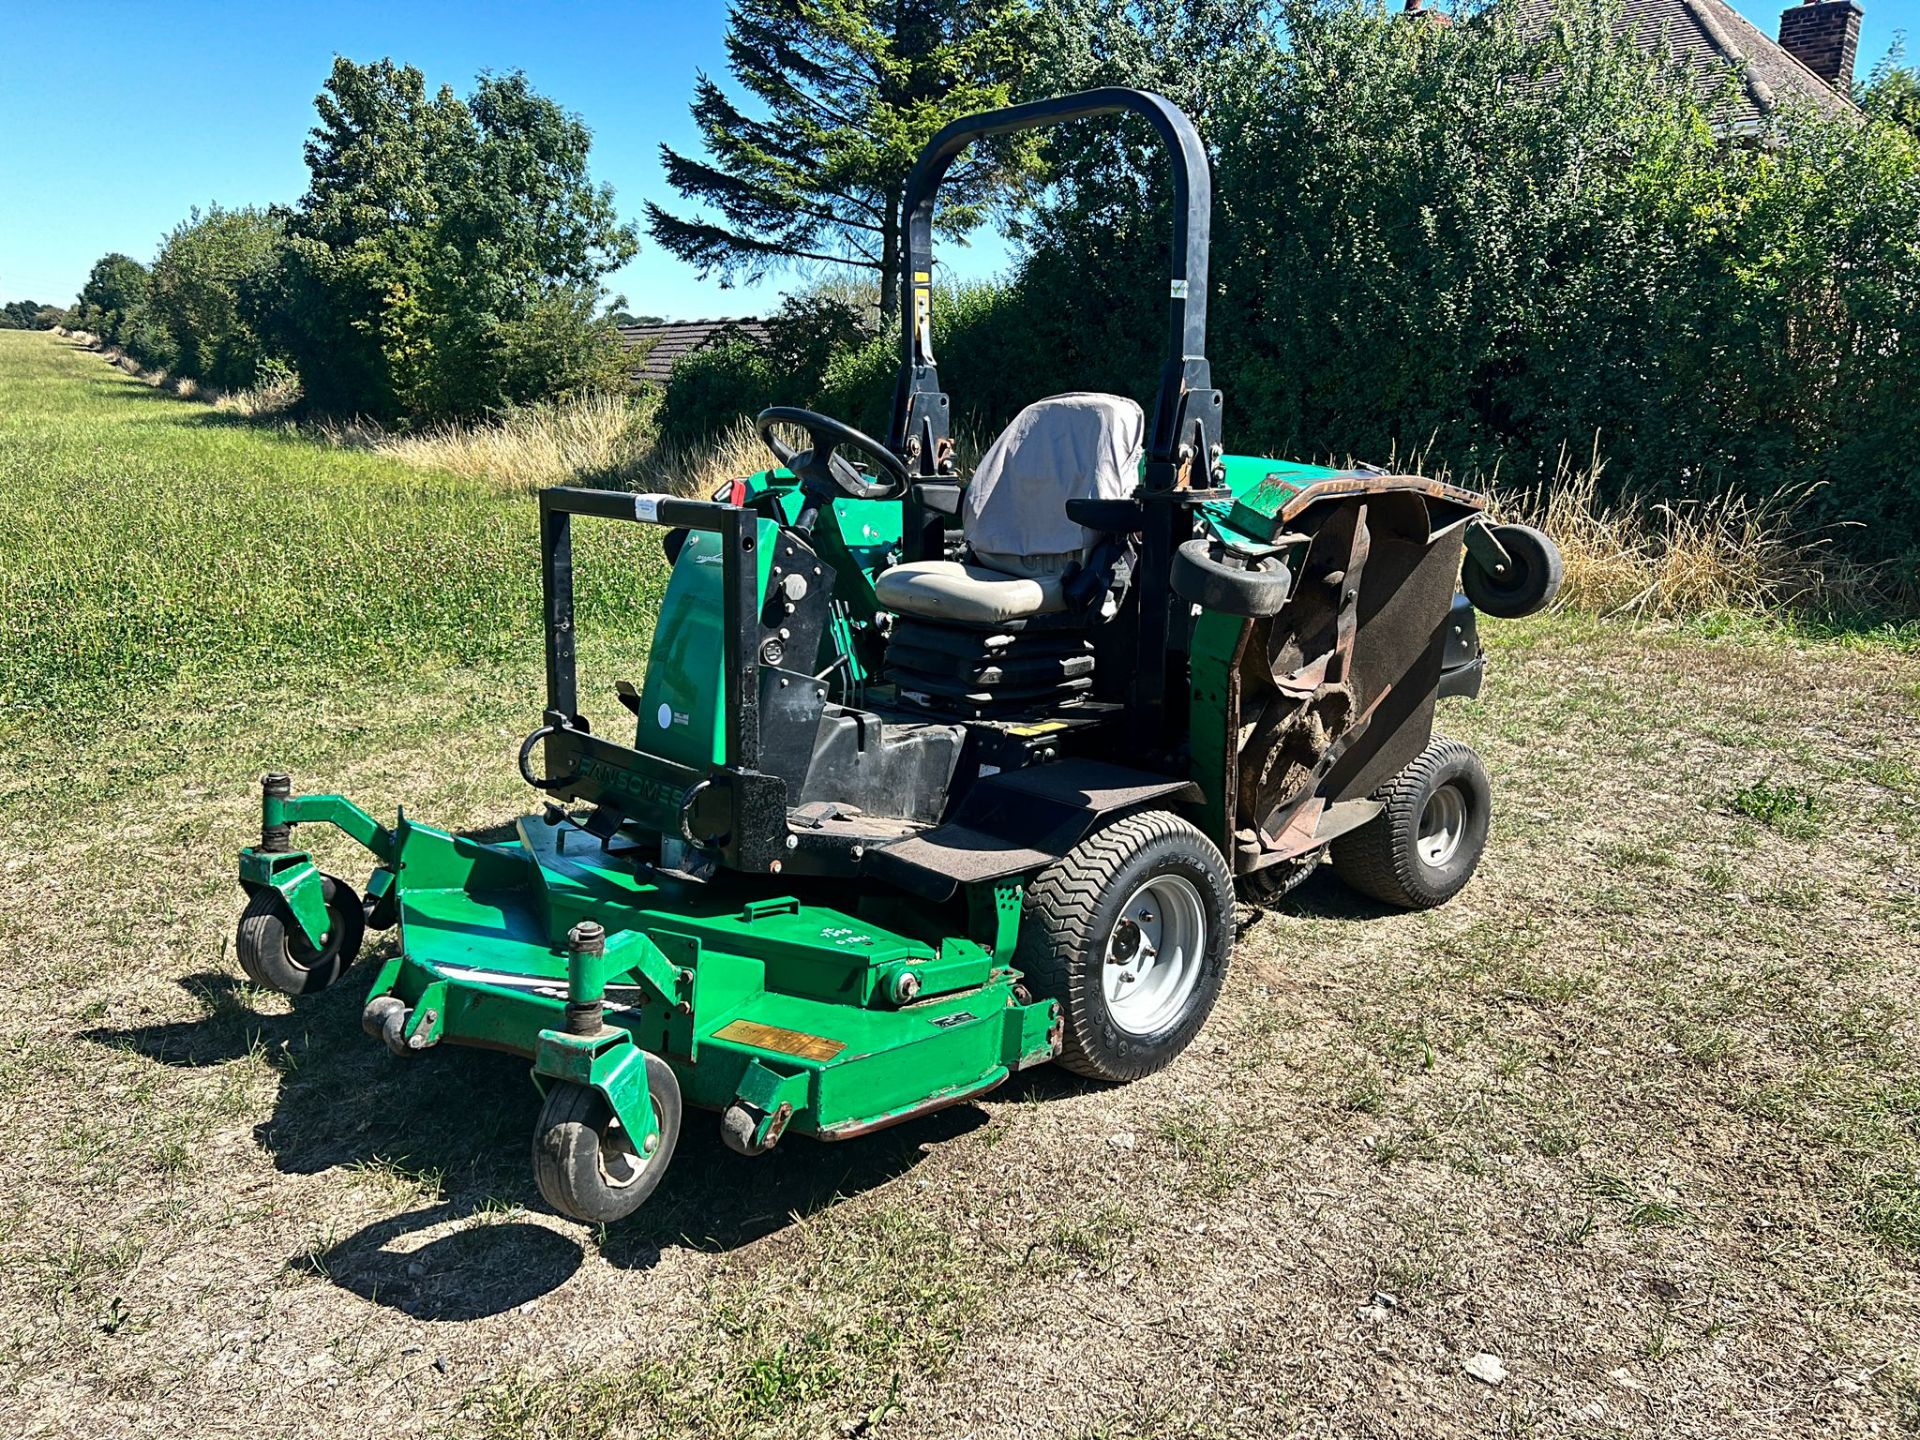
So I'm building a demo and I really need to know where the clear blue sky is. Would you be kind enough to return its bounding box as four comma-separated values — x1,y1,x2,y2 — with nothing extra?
1,0,1913,316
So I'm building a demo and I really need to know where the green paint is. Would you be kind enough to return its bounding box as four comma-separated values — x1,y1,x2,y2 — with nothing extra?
258,789,1057,1139
638,516,779,768
1187,609,1249,850
237,847,332,952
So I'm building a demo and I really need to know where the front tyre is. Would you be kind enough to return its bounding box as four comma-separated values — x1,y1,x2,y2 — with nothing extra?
1017,811,1235,1083
1332,737,1490,909
235,874,365,995
532,1055,682,1225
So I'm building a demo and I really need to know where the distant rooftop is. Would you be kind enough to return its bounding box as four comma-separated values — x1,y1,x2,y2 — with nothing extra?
617,318,769,386
1500,0,1860,133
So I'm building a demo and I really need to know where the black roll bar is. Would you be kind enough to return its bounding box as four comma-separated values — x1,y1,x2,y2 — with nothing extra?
887,87,1221,492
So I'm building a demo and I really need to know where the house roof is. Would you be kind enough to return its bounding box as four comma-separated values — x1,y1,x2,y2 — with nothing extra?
617,318,770,385
1637,0,1856,127
1508,0,1858,132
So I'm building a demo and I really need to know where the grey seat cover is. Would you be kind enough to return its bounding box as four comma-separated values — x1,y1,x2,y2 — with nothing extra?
961,392,1145,575
874,393,1144,623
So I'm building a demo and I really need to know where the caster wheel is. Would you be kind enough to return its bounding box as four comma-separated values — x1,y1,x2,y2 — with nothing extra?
720,1101,793,1156
379,1002,415,1058
1333,736,1491,909
532,1055,682,1225
362,996,406,1042
235,874,365,996
1463,523,1563,619
721,1104,767,1157
1016,809,1235,1083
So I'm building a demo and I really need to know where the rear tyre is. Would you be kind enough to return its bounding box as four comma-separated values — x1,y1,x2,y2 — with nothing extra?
235,874,365,995
1017,811,1235,1083
1462,523,1563,619
532,1055,681,1225
1332,737,1490,909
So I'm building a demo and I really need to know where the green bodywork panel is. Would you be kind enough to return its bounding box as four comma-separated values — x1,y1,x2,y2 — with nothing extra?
1213,454,1349,542
637,475,901,738
270,794,1057,1141
1187,610,1250,850
638,516,779,768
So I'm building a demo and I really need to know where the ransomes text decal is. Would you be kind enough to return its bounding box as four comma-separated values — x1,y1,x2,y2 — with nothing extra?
579,754,684,816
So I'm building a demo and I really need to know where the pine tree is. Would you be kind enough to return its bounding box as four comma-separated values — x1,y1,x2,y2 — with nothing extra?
646,0,1040,323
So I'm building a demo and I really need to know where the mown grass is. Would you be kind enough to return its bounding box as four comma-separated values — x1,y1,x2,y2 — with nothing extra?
4,329,1920,1438
0,332,665,778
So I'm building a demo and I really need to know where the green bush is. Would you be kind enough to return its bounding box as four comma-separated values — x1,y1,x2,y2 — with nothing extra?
260,59,638,421
660,294,870,442
148,205,284,390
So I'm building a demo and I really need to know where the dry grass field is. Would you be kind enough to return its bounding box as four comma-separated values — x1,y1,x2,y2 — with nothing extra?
3,330,1918,1439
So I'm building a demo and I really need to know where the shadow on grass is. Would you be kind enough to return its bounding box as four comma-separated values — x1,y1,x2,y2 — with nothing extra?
1239,864,1404,923
86,966,1003,1318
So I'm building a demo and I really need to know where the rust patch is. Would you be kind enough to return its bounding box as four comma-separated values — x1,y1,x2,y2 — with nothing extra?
1280,473,1485,523
713,1019,846,1062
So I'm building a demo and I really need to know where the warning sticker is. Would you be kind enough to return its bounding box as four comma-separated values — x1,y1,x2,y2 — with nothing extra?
633,492,671,522
715,1019,846,1062
1006,721,1068,737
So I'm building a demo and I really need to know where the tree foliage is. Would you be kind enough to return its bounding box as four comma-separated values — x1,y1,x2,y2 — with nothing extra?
148,206,284,390
0,300,63,330
72,254,152,346
1860,40,1920,138
264,58,639,419
647,0,1043,321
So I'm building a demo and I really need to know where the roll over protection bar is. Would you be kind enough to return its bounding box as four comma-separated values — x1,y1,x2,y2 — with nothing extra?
887,87,1221,492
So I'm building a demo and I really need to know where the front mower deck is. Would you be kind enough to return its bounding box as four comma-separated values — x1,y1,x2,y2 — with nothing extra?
353,811,1057,1143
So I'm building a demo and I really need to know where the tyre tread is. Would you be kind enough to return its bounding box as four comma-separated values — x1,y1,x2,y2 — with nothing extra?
1332,736,1486,908
1018,810,1232,1082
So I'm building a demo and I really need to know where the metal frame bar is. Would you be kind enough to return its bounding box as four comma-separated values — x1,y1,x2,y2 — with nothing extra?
887,86,1217,477
538,487,761,769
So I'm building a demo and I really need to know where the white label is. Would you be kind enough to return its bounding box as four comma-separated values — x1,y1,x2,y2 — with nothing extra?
1170,279,1189,299
633,493,669,522
656,702,673,730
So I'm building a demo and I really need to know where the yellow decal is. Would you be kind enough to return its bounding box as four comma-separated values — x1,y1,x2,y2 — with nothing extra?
1006,721,1068,737
715,1019,846,1062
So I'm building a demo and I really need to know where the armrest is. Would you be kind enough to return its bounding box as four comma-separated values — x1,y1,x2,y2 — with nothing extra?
1065,497,1146,533
912,482,963,517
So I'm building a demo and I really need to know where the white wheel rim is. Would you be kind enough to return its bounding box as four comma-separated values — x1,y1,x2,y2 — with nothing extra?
598,1112,649,1189
1418,784,1467,868
1103,874,1207,1036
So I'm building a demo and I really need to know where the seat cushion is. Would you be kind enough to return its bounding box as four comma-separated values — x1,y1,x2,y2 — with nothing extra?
873,559,1066,625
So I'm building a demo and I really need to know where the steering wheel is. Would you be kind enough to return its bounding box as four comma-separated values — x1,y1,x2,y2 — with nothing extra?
755,406,909,502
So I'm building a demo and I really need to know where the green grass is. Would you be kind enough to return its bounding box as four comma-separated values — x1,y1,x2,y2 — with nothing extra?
1725,777,1825,838
0,331,660,768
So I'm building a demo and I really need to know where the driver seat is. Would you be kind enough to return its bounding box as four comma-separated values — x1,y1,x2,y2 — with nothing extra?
873,392,1145,626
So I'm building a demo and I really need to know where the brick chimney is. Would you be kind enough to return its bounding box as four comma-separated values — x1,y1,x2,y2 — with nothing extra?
1777,0,1864,90
1401,0,1453,27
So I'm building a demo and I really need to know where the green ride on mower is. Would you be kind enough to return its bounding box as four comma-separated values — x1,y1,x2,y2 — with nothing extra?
232,88,1561,1224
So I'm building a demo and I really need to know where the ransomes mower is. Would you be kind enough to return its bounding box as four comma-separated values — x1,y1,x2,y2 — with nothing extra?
232,88,1561,1224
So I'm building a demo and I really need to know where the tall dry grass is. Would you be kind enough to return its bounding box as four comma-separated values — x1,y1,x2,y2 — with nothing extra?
58,329,1873,620
1496,441,1856,620
316,394,774,498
